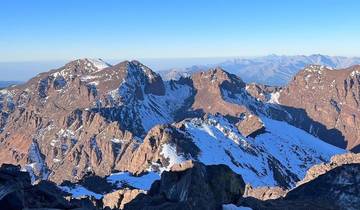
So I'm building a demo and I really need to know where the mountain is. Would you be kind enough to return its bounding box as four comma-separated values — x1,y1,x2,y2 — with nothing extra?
160,54,360,86
0,58,358,209
273,65,360,152
0,59,346,185
0,81,22,89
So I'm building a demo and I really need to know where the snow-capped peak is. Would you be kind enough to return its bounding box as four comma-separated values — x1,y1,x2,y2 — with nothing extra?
84,58,112,70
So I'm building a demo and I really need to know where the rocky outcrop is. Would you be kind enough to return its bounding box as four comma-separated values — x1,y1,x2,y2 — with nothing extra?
0,164,99,210
297,152,360,186
235,112,265,137
243,185,286,200
190,68,248,117
245,83,280,103
124,161,246,210
115,124,200,175
103,188,144,209
240,163,360,210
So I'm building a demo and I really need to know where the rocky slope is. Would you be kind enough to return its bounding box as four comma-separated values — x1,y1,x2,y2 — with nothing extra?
0,59,357,209
0,58,193,183
297,152,360,186
240,163,360,210
272,65,360,152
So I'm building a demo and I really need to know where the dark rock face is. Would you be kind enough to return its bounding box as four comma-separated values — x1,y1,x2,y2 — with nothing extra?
0,164,99,210
124,161,246,210
284,163,360,209
241,163,360,210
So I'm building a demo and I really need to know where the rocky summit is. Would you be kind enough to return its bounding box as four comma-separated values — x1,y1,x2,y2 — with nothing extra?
0,59,359,209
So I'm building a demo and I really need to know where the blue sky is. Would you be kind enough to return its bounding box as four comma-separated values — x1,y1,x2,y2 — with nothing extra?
0,0,360,62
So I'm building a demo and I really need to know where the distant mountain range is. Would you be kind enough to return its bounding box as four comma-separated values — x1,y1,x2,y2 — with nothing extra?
160,54,360,85
0,81,22,88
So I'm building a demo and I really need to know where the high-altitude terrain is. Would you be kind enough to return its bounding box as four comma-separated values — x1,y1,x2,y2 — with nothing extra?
0,58,359,209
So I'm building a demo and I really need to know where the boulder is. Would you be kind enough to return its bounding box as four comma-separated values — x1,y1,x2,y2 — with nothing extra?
124,161,246,210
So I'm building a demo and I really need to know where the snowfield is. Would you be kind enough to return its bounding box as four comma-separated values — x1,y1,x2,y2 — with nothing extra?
179,115,345,188
106,171,160,190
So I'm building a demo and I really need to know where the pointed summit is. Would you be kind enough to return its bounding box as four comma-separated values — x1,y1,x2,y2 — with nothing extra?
192,67,246,91
62,58,111,74
108,60,165,96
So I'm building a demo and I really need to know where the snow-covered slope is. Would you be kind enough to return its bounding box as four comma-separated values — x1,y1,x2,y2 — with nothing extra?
162,115,345,188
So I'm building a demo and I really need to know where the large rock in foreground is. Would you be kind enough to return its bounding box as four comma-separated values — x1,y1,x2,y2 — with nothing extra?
241,163,360,210
0,164,98,210
124,161,246,210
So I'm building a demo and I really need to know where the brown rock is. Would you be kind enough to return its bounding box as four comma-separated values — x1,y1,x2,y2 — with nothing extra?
297,152,360,186
103,188,144,209
236,112,265,137
190,67,248,117
244,184,286,200
278,65,360,152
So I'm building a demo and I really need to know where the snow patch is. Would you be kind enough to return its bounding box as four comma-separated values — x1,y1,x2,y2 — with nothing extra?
111,138,123,144
25,142,49,183
223,204,253,210
107,172,160,190
160,143,186,170
268,91,280,104
59,185,103,199
350,70,360,77
86,58,111,70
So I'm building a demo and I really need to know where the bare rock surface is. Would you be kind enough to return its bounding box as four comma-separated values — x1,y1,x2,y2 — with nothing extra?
124,161,246,210
278,65,360,152
243,185,286,200
297,152,360,186
103,188,144,209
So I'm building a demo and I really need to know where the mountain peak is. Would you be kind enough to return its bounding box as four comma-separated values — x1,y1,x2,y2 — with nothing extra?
85,58,112,70
56,58,112,78
192,67,246,90
302,64,332,74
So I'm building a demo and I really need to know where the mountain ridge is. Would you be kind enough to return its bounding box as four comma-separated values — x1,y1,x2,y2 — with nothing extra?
160,54,360,86
0,59,358,209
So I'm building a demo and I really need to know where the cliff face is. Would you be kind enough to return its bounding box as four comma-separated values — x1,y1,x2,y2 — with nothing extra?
278,65,360,152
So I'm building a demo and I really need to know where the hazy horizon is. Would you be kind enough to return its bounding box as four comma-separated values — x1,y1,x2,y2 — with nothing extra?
1,53,360,81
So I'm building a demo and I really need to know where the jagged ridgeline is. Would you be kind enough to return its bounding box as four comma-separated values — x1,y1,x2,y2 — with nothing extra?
0,58,359,209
